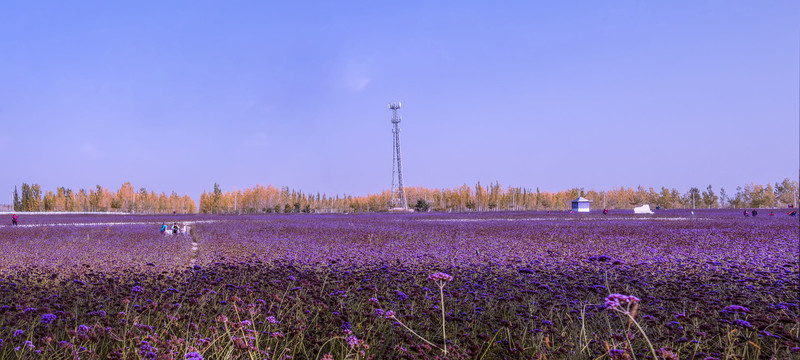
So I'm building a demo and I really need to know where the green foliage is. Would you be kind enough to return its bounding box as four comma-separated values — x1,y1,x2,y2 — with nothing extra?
212,183,223,214
414,199,430,212
702,185,719,208
465,200,476,211
12,186,19,211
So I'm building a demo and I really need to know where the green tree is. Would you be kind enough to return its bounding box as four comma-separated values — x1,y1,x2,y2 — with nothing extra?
702,185,718,208
414,199,430,212
212,183,223,214
30,184,42,211
774,178,799,206
729,186,744,208
43,191,55,211
684,187,701,208
465,200,476,211
656,187,671,209
12,186,19,211
21,183,31,211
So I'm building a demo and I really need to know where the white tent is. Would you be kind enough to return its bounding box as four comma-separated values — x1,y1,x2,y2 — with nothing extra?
571,197,591,213
633,204,654,214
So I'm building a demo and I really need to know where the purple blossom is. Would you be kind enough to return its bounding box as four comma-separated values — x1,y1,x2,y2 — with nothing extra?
186,352,204,360
346,335,360,349
604,294,641,310
722,305,750,313
428,272,453,282
41,313,57,324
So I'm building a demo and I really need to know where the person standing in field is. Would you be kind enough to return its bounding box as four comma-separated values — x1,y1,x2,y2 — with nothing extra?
160,222,167,234
11,214,18,225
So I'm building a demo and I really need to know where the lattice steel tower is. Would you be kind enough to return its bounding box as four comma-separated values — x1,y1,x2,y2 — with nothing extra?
389,102,408,210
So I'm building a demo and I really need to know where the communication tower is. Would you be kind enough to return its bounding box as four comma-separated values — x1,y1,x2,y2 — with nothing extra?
389,102,408,210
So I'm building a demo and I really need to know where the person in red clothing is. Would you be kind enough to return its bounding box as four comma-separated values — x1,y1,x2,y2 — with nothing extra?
11,214,18,225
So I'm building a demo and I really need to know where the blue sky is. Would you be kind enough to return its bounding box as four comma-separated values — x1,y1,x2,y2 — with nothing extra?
1,1,798,201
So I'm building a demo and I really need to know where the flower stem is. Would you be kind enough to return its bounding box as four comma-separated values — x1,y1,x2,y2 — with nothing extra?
623,311,657,360
392,317,444,352
439,284,448,355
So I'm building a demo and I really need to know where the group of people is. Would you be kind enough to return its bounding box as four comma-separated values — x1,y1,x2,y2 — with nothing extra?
742,208,798,217
160,222,188,235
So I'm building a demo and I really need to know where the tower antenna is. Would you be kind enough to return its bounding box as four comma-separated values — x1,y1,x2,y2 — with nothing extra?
389,102,408,211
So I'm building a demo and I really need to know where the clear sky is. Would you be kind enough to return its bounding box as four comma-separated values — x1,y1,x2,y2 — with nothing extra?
1,1,798,201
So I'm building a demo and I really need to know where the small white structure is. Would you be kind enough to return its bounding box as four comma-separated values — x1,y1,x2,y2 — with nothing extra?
633,204,654,214
571,197,591,213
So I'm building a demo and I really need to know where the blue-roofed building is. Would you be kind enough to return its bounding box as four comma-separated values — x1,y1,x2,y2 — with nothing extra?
571,197,591,213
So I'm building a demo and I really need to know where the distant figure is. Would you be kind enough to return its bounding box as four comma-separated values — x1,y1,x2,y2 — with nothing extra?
11,214,18,226
789,211,797,217
602,209,608,215
769,212,774,216
789,204,795,208
656,206,661,210
569,210,574,214
172,222,180,235
751,209,758,217
743,210,749,217
160,222,167,234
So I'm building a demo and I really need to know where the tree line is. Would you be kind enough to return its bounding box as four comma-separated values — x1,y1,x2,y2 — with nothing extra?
10,182,196,213
197,178,799,214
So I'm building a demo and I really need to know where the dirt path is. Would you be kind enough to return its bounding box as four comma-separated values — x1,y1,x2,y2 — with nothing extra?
189,234,199,267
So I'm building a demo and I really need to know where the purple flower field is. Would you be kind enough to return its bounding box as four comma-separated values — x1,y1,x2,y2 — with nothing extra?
0,210,797,359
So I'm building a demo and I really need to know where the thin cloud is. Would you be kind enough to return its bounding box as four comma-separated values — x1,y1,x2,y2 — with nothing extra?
80,143,101,158
342,59,373,92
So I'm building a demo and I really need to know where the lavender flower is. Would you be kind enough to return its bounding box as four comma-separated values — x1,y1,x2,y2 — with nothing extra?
41,313,57,324
604,294,641,309
186,352,204,360
346,335,360,349
722,305,750,313
428,272,453,282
